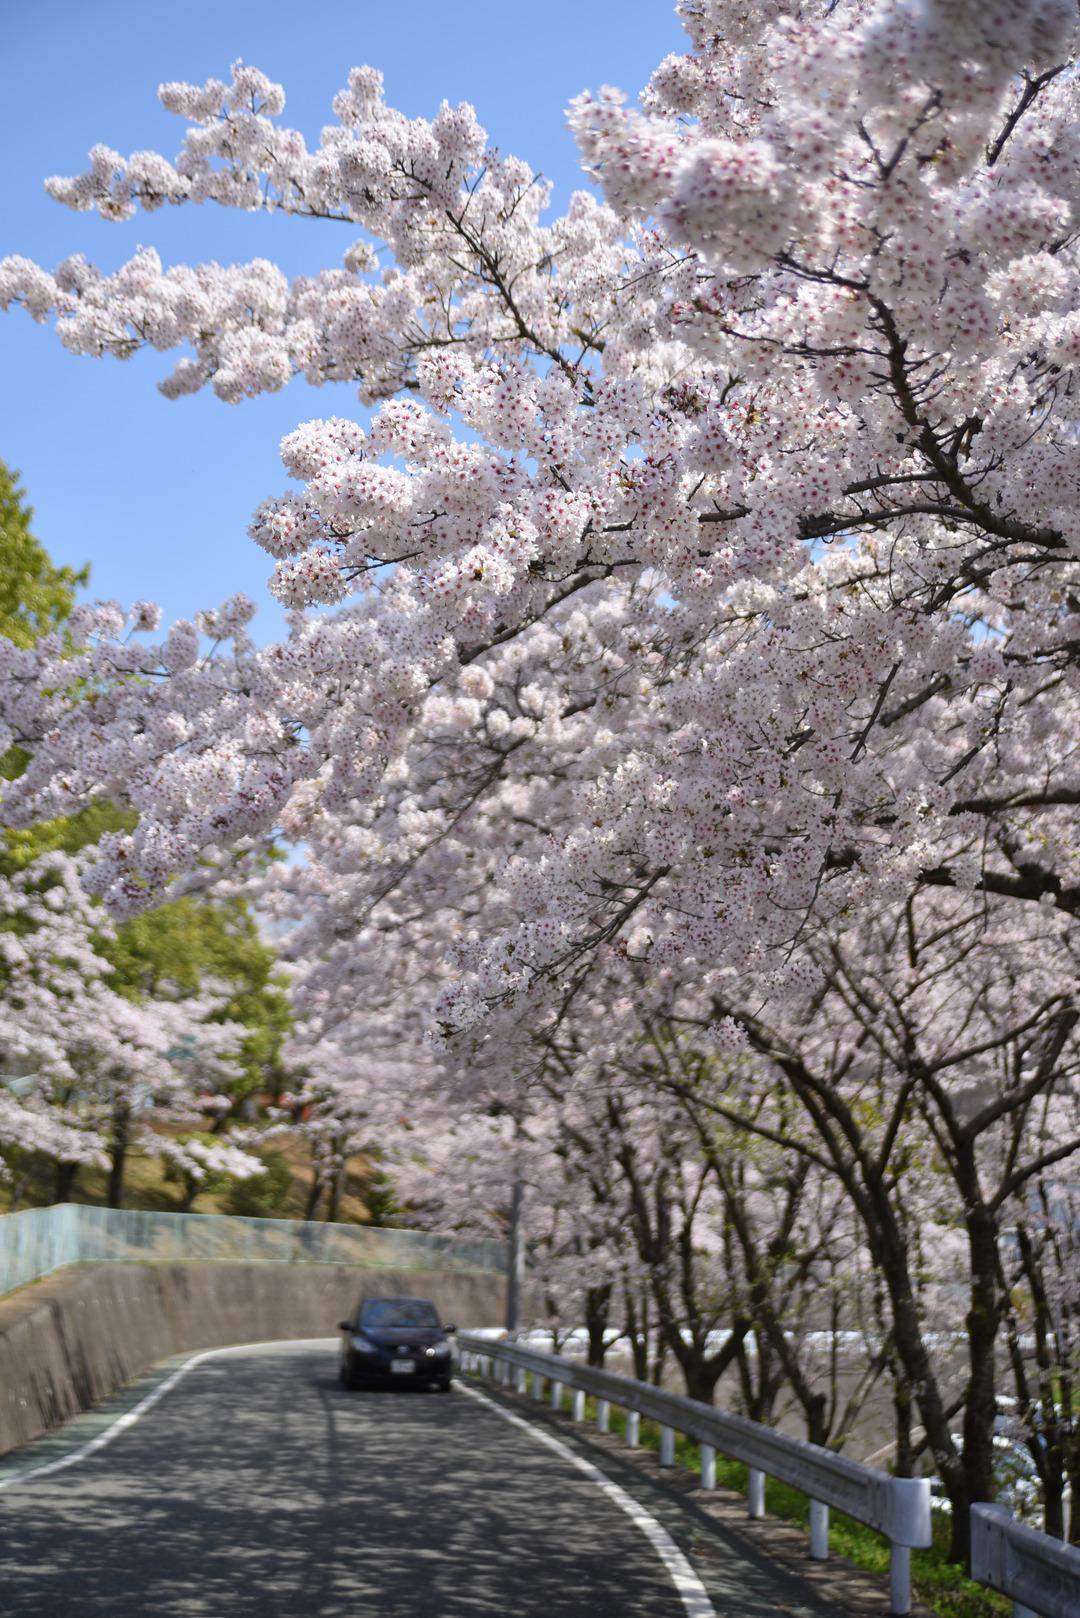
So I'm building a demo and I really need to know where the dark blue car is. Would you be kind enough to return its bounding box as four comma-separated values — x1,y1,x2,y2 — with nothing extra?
338,1296,456,1392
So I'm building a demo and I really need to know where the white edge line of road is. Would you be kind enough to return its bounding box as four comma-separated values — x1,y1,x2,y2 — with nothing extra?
0,1336,337,1493
2,1338,713,1618
460,1382,716,1618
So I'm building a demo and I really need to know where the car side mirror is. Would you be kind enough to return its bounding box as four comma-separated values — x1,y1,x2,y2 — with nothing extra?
444,1323,457,1334
338,1321,352,1332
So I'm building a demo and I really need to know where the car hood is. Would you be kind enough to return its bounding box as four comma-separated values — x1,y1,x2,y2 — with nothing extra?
363,1327,445,1347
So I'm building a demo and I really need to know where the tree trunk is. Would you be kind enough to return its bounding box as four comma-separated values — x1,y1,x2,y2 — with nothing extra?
839,1165,971,1544
624,1283,650,1382
893,1366,915,1478
107,1107,130,1209
54,1160,80,1203
680,1354,720,1405
324,1136,347,1223
650,1332,667,1387
954,1192,1004,1564
585,1281,613,1367
1003,1221,1076,1544
304,1163,324,1221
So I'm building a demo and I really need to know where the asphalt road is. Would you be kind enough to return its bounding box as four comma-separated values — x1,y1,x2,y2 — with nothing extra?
0,1341,852,1618
0,1341,708,1617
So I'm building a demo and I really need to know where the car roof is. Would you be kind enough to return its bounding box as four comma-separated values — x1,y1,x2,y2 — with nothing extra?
360,1295,436,1305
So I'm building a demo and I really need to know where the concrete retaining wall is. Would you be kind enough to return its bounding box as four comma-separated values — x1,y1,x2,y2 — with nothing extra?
0,1262,505,1456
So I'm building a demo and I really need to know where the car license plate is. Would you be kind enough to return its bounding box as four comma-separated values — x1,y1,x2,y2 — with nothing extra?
390,1359,415,1374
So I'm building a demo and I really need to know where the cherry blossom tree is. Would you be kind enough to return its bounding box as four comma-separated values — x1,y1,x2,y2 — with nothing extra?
636,884,1079,1556
0,849,257,1205
2,0,1080,1561
1,2,1078,985
999,1156,1080,1540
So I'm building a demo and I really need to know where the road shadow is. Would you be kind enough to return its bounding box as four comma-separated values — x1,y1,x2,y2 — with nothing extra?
0,1345,684,1618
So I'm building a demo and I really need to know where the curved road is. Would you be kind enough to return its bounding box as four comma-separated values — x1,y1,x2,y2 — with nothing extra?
0,1341,853,1617
1,1342,703,1617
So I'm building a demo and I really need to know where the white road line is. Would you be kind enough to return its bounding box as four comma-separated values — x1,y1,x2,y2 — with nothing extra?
4,1341,713,1618
460,1382,717,1618
0,1337,336,1493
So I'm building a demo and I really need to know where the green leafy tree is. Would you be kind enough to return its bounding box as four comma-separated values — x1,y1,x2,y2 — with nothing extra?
103,896,292,1108
0,802,135,876
1,457,90,782
0,459,88,648
224,1149,292,1218
361,1163,405,1228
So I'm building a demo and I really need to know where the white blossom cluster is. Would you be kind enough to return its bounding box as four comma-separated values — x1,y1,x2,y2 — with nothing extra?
0,851,246,1175
4,4,1080,1530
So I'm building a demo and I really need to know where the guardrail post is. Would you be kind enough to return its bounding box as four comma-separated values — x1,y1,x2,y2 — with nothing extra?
534,1374,545,1401
809,1499,829,1560
572,1389,586,1422
889,1545,911,1616
748,1467,765,1518
515,1365,527,1394
700,1443,716,1490
597,1399,610,1433
551,1379,563,1411
660,1426,675,1466
626,1410,640,1447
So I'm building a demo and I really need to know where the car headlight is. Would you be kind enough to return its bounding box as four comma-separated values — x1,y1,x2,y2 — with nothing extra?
351,1333,378,1352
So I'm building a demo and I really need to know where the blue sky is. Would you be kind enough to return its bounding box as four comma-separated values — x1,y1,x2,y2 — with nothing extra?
2,0,685,642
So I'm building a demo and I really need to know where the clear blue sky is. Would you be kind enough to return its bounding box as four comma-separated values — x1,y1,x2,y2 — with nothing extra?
2,0,685,642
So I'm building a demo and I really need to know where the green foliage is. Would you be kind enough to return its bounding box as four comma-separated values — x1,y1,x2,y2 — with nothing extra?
0,457,89,783
161,1133,235,1211
223,1150,292,1217
0,459,88,649
102,895,291,1101
361,1164,405,1227
2,811,291,1108
0,802,136,876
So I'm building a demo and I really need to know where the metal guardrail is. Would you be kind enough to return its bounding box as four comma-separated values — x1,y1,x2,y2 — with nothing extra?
458,1333,931,1616
0,1203,505,1296
971,1504,1080,1618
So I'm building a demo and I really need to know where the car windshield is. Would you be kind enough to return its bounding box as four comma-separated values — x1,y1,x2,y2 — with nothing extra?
360,1299,440,1329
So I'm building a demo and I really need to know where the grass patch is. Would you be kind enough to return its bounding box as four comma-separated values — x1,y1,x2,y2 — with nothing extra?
516,1372,1007,1618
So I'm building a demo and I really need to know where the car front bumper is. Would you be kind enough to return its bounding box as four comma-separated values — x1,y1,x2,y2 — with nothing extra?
345,1351,452,1385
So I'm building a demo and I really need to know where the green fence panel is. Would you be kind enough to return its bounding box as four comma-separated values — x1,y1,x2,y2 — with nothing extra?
0,1204,503,1296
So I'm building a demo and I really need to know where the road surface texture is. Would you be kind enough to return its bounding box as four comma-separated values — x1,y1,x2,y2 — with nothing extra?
0,1340,891,1617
